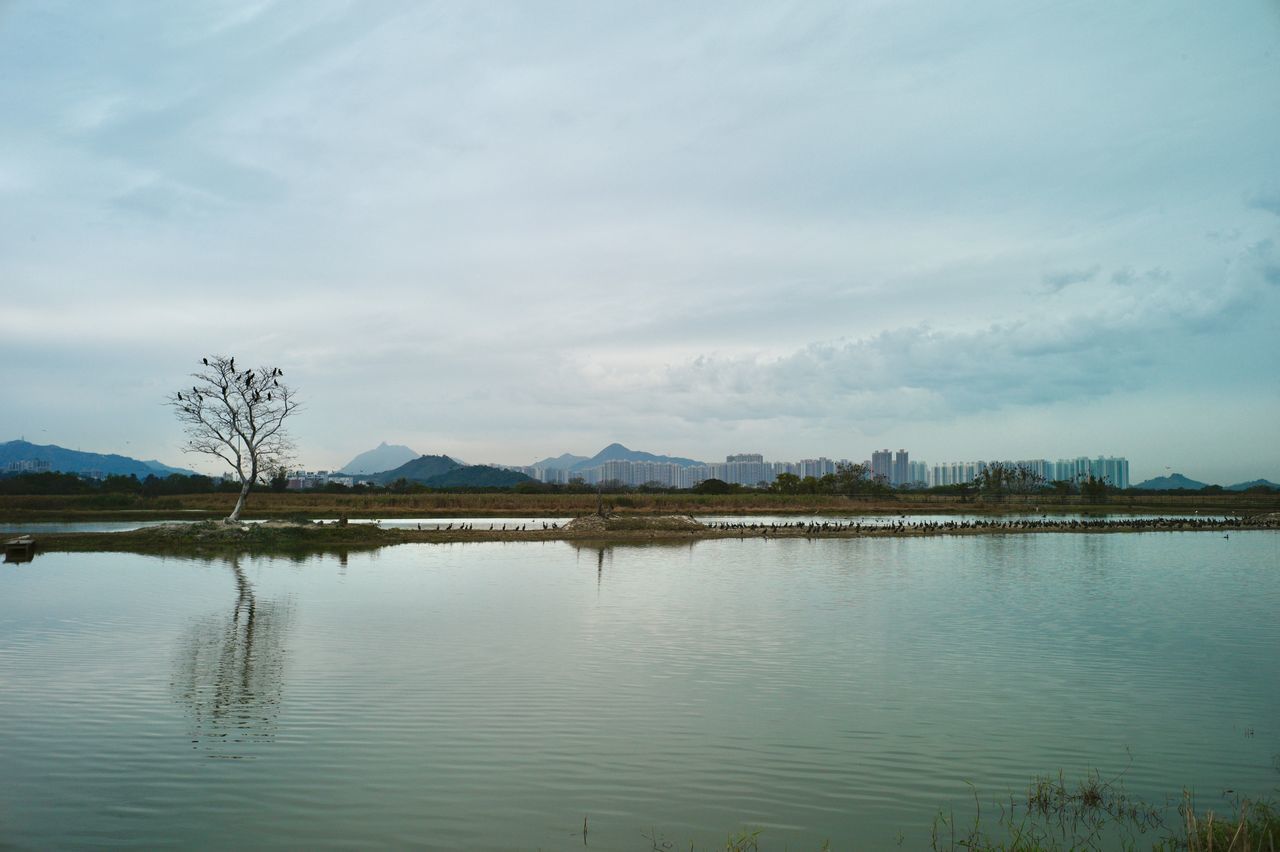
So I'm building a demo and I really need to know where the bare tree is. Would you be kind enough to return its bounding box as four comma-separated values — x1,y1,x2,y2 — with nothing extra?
168,355,299,522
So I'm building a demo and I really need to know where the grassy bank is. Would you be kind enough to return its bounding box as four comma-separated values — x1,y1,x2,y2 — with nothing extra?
2,489,1277,522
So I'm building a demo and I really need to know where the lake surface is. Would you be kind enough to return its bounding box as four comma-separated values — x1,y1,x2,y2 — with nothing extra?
2,533,1277,849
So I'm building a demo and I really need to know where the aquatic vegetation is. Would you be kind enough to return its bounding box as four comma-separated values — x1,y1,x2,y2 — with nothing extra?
930,772,1277,852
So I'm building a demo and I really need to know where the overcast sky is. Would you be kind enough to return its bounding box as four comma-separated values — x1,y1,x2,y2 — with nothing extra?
3,1,1278,484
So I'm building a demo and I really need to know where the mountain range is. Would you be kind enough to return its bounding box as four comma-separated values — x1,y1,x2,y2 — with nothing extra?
1131,473,1209,490
0,440,194,478
531,452,590,470
1224,479,1279,491
1128,473,1277,491
6,438,1276,492
533,442,706,471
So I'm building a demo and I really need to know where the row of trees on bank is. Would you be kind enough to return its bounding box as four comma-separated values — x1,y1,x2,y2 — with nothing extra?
0,471,286,497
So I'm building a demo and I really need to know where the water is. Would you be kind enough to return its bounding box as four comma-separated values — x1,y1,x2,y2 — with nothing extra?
1,533,1277,850
0,519,203,534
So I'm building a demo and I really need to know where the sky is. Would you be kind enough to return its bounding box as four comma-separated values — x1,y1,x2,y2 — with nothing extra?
2,0,1278,484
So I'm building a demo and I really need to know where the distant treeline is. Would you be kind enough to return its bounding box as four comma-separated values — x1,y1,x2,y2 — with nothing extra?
0,471,242,497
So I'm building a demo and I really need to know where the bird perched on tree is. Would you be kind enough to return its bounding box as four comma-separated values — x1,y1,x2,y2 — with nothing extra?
170,354,298,523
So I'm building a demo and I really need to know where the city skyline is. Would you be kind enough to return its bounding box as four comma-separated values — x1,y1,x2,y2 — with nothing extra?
3,2,1278,486
502,451,1132,490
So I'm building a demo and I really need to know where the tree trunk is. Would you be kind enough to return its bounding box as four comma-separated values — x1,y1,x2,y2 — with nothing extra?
226,480,251,522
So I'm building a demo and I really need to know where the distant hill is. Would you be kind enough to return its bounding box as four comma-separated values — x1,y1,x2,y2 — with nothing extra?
366,454,461,485
0,439,171,479
365,455,532,488
418,465,533,488
340,441,420,474
1226,479,1279,492
532,452,589,470
570,443,705,471
1131,473,1211,491
143,459,198,476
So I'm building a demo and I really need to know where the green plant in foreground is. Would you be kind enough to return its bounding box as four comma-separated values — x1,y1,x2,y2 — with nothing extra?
929,772,1277,852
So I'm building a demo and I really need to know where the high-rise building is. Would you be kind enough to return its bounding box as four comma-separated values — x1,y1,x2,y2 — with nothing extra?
892,449,909,486
871,449,893,482
798,457,837,479
1079,456,1129,489
930,461,984,487
724,454,767,486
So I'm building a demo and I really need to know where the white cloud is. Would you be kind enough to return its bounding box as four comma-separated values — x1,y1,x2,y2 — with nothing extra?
1,0,1278,481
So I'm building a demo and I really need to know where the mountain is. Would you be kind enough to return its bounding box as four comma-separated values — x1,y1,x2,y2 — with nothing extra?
143,459,198,476
1131,473,1211,491
418,465,533,488
365,454,461,485
570,443,705,471
1226,479,1279,492
1,439,166,478
365,455,532,488
532,452,589,470
340,442,420,474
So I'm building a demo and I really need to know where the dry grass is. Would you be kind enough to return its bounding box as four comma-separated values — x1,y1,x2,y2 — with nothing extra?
1181,794,1279,852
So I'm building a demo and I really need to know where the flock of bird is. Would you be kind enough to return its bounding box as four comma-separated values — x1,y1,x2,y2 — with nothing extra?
394,515,1276,537
176,359,285,412
414,522,561,531
701,515,1277,537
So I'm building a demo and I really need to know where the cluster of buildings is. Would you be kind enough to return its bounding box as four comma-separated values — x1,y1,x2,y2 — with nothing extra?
926,456,1129,489
507,454,850,489
506,450,1130,490
4,459,112,479
5,459,52,474
285,470,357,490
872,449,1128,489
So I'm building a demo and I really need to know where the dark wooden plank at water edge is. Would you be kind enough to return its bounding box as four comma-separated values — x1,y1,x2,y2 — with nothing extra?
5,535,36,563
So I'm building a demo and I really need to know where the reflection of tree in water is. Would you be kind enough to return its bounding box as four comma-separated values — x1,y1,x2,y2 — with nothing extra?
173,557,291,757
